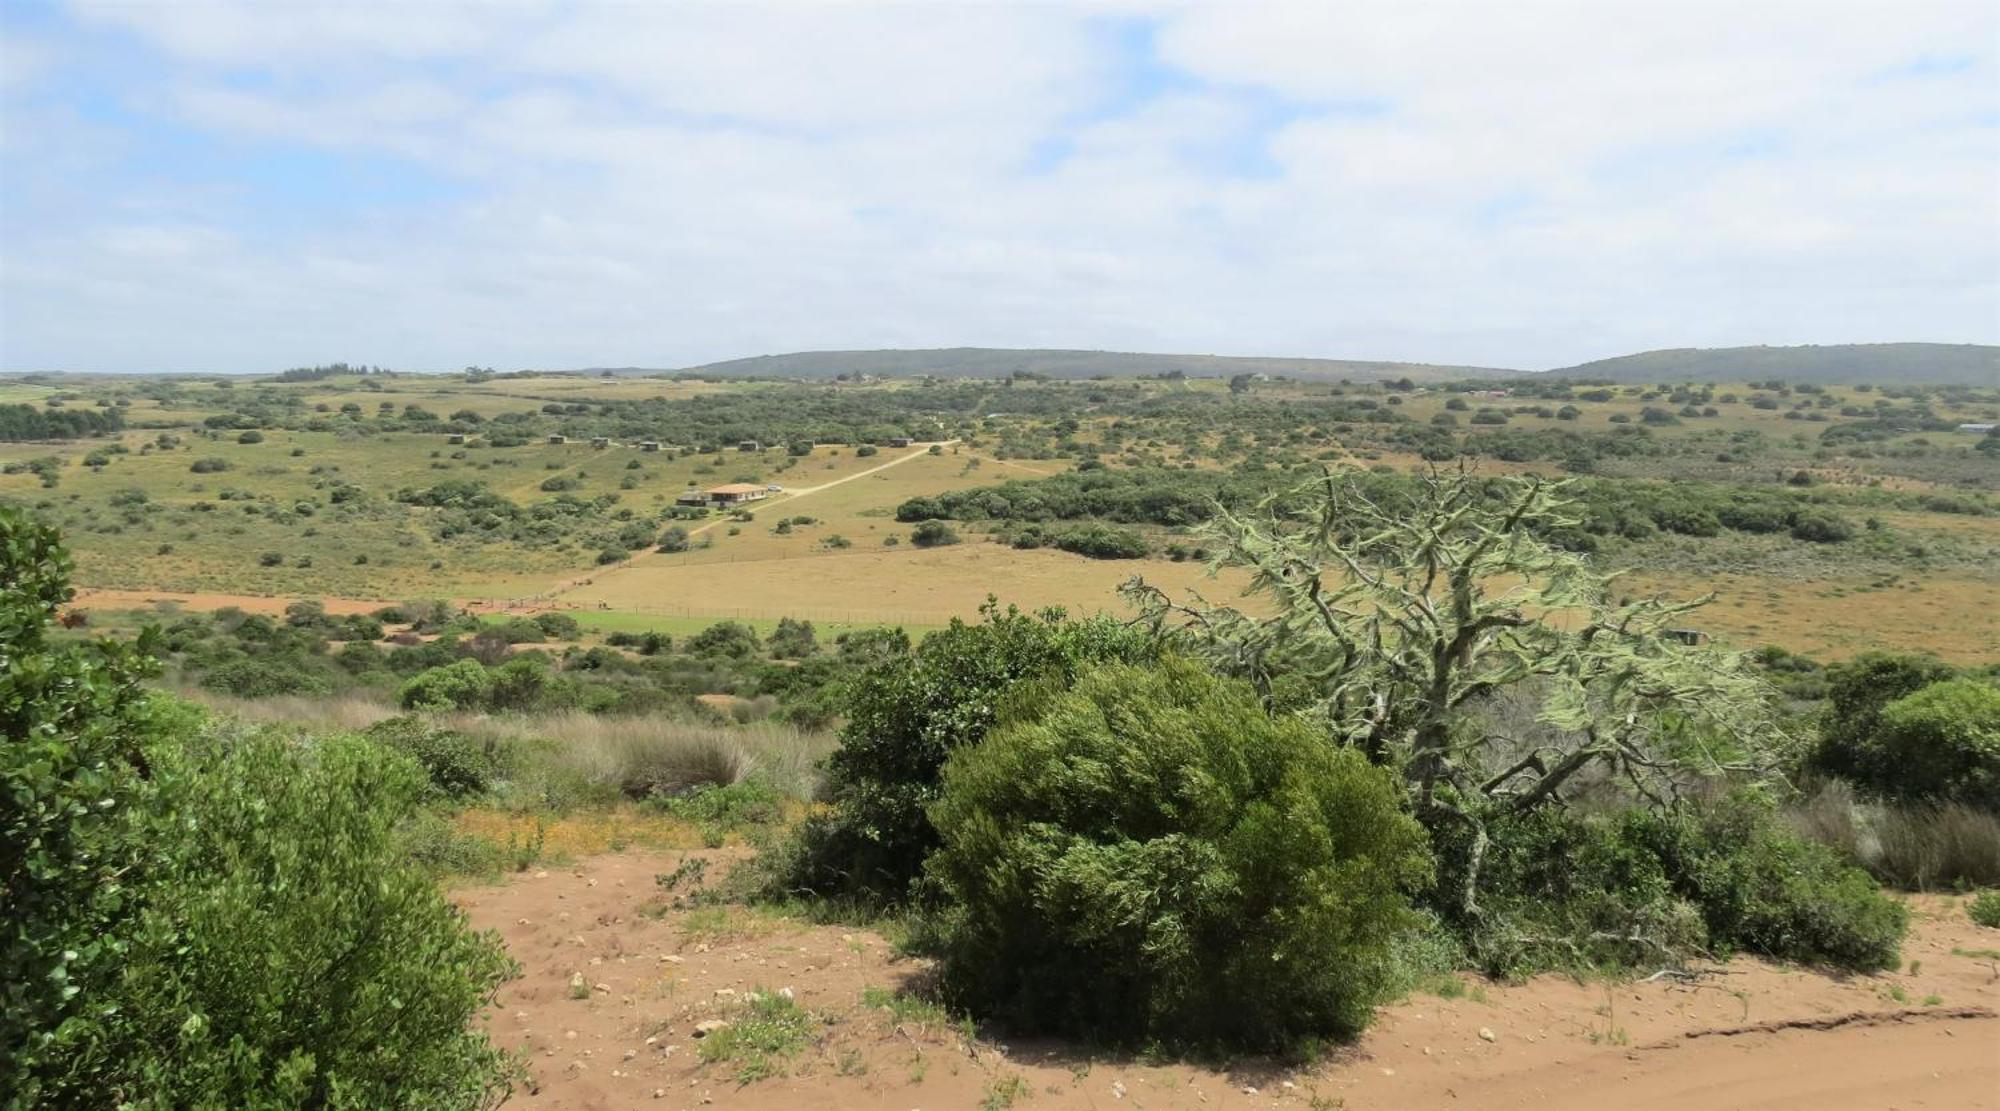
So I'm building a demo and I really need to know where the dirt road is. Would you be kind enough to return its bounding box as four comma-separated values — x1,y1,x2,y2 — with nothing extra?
487,440,959,612
456,850,2000,1111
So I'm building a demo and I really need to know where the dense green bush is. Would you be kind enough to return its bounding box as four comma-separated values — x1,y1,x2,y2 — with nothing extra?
779,604,1150,905
399,659,495,711
1467,798,1905,976
1867,680,2000,809
1811,654,1998,806
926,660,1430,1052
64,730,518,1107
1970,891,2000,929
366,716,498,799
3,510,516,1106
1,508,162,1097
909,519,960,547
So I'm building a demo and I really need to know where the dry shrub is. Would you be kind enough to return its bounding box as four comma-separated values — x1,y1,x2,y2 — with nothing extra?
445,711,829,804
179,687,399,733
1789,780,2000,890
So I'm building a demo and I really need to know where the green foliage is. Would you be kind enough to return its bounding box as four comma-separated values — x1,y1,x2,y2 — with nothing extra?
366,716,497,799
659,779,786,834
782,603,1150,905
1,508,161,1095
926,659,1430,1052
1969,891,2000,929
765,617,818,660
1126,470,1776,920
1867,680,2000,809
1469,798,1906,976
399,659,495,711
2,511,515,1106
909,519,960,547
55,731,518,1107
1811,654,1997,806
696,990,815,1083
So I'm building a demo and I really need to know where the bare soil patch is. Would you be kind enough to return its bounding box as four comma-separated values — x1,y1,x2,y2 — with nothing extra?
456,851,2000,1111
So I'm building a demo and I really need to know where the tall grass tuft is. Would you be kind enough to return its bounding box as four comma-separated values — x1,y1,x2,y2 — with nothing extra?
443,711,830,807
177,687,400,732
1790,780,2000,890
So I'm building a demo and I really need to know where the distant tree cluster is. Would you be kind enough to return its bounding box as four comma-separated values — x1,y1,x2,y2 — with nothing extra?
0,403,123,441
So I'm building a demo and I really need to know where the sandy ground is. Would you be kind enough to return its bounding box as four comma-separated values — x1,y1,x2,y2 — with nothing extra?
454,850,2000,1111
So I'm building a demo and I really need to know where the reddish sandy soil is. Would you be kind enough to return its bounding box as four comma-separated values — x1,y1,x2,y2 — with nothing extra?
455,850,2000,1111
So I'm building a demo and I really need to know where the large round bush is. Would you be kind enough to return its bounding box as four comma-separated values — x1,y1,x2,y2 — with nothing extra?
1872,679,2000,809
926,659,1430,1053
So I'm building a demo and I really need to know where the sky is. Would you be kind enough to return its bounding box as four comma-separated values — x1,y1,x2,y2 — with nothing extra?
1,0,1996,374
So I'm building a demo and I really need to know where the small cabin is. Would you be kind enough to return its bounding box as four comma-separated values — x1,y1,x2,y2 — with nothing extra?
1666,628,1709,647
446,433,467,445
887,436,913,448
547,434,567,445
737,440,761,452
590,436,610,448
639,440,662,452
707,482,770,505
675,489,711,507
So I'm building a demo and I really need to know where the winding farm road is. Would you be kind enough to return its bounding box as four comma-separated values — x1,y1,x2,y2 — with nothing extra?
483,439,958,612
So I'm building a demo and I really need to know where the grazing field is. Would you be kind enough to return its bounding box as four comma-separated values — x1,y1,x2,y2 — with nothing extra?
6,367,1994,661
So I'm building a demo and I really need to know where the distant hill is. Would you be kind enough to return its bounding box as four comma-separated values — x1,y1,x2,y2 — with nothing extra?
623,347,1519,383
1547,344,1998,386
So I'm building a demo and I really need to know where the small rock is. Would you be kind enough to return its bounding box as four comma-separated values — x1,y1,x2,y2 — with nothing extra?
777,986,795,1000
713,988,736,1000
651,1089,665,1099
693,1020,729,1039
1243,1087,1258,1096
1111,1080,1127,1099
1478,1027,1497,1043
534,870,550,879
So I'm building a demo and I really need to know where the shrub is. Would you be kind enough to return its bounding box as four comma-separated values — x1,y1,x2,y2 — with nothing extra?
909,519,960,548
1970,891,2000,929
686,620,761,659
366,716,497,799
399,659,495,712
1470,797,1905,976
197,656,334,699
89,731,517,1105
926,659,1430,1052
1867,680,2000,809
657,525,691,553
1,509,161,1098
1640,798,1905,971
1789,510,1855,543
781,603,1151,906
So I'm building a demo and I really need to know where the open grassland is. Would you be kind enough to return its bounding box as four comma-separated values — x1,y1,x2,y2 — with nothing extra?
567,541,1250,625
7,368,1995,659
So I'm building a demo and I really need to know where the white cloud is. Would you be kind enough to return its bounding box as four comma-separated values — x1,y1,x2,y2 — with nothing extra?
1,0,1995,372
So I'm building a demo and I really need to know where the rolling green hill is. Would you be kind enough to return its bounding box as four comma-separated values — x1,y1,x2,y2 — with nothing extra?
1547,343,1997,386
642,347,1518,383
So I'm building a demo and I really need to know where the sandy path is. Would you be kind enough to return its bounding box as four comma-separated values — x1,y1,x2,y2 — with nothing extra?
456,851,2000,1111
